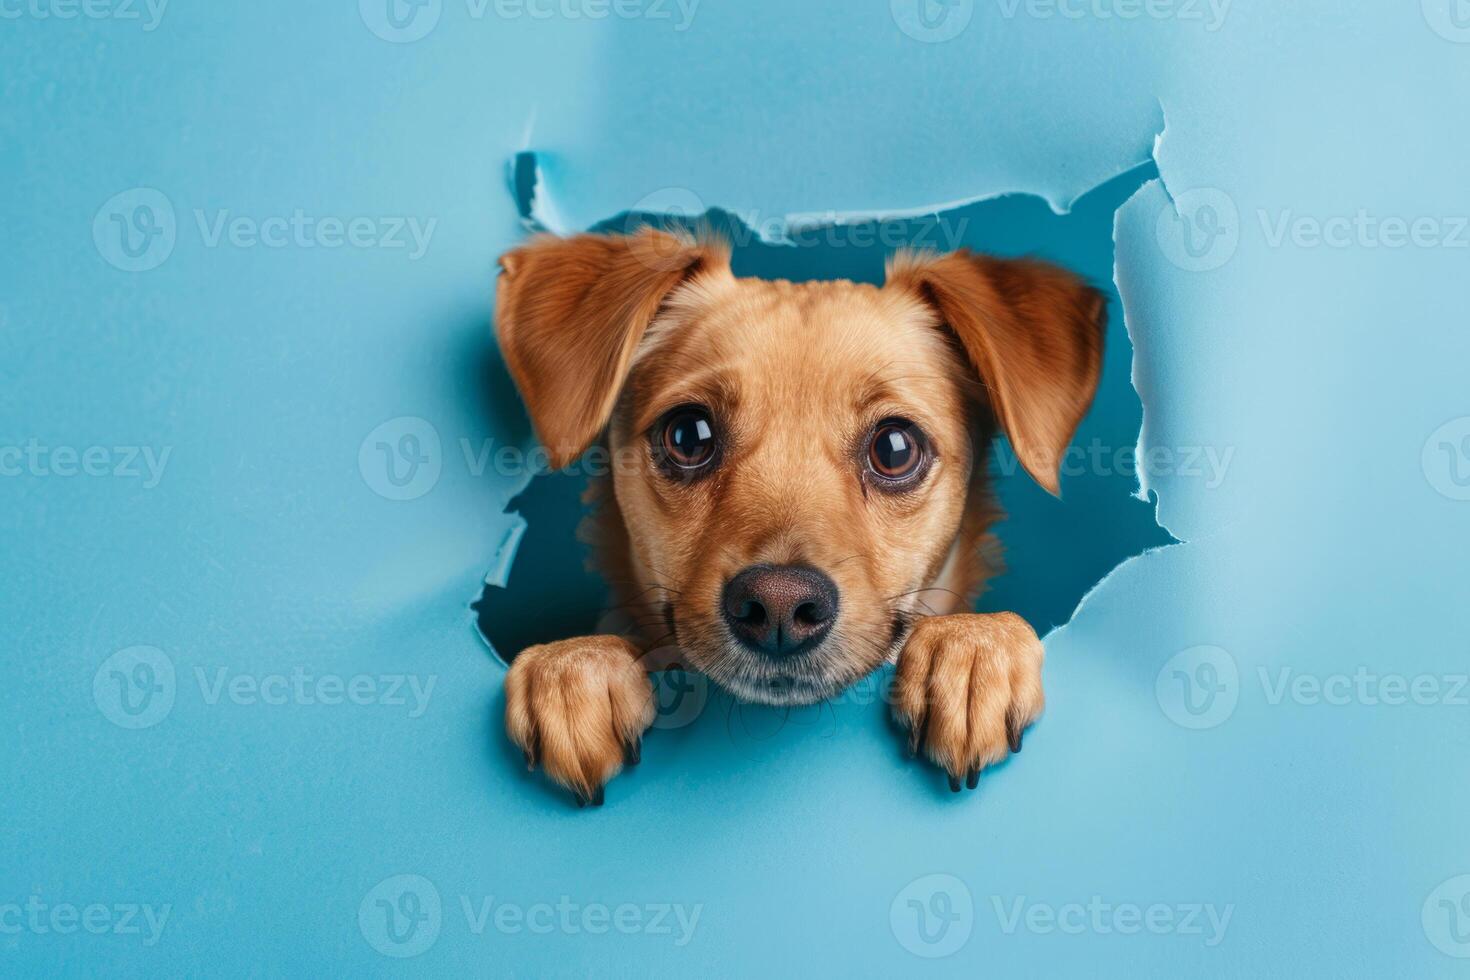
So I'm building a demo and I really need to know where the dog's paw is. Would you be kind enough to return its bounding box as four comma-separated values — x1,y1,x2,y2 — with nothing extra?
892,612,1045,792
504,635,656,807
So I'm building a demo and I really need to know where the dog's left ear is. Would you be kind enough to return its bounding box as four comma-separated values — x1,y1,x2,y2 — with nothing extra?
886,250,1106,496
495,229,732,469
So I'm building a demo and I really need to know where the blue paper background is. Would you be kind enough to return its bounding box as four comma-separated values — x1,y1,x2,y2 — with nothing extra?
4,0,1470,975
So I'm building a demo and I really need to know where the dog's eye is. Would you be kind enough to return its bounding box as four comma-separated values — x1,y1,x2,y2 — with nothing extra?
658,407,717,470
868,420,925,482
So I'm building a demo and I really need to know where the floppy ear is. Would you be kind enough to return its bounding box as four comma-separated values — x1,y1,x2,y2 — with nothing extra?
495,229,731,469
886,250,1106,496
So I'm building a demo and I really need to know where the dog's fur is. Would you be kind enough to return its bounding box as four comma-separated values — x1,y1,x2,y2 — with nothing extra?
494,228,1104,804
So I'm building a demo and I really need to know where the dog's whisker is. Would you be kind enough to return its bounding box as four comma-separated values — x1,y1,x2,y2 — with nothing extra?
596,578,682,602
622,622,676,638
602,582,684,602
623,619,680,639
883,586,966,603
601,601,675,620
631,558,685,597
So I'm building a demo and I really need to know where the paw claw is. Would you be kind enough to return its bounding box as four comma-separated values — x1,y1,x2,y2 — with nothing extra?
907,714,929,760
1006,709,1024,754
893,613,1044,794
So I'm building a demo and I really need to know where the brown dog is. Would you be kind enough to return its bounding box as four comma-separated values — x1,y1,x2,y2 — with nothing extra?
494,228,1104,805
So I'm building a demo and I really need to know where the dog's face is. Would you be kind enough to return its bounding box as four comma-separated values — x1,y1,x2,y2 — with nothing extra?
496,230,1103,705
607,276,977,703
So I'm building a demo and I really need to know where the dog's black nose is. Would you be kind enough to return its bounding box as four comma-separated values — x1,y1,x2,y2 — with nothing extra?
721,564,838,656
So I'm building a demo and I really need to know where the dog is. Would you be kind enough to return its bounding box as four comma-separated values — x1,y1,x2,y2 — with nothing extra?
493,227,1104,805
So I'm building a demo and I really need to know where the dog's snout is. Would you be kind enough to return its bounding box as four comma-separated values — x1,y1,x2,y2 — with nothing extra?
721,564,838,656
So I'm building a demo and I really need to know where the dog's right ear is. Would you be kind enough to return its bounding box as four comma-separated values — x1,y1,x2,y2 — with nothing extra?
495,229,731,469
886,249,1106,496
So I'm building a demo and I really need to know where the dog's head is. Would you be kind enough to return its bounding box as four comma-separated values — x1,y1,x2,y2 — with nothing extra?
496,229,1104,705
